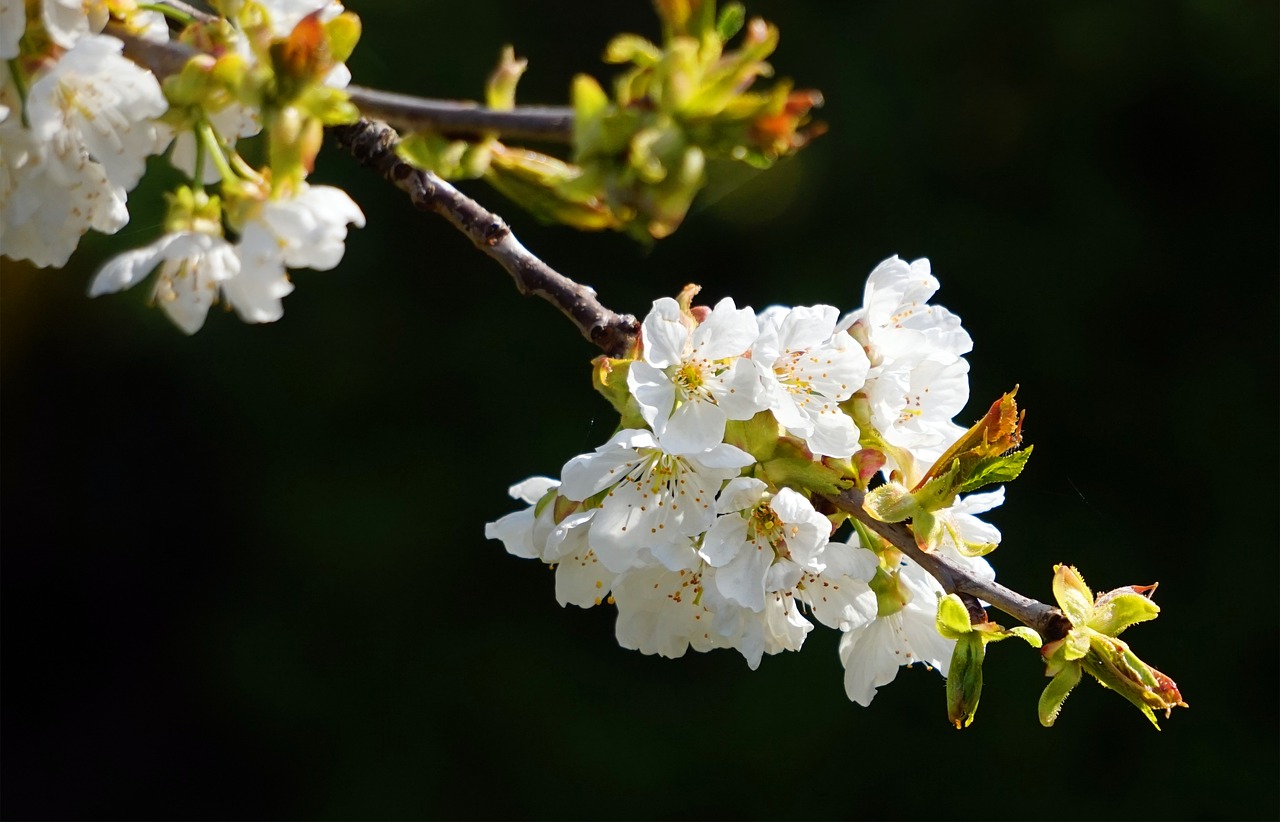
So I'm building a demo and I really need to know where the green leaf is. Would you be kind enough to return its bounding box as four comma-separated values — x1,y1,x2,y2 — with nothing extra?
1008,626,1043,649
1052,564,1094,627
936,594,974,639
958,445,1033,493
912,458,964,513
1089,586,1160,637
1038,663,1082,727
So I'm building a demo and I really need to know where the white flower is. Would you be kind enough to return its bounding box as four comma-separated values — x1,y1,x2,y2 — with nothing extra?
89,231,241,334
930,488,1005,565
700,477,831,612
25,34,168,192
39,0,109,50
627,296,766,455
794,538,879,632
838,558,954,707
559,429,754,574
840,256,974,481
611,564,733,660
1,34,166,268
484,477,613,608
841,256,972,363
752,304,869,457
484,477,560,560
240,183,366,270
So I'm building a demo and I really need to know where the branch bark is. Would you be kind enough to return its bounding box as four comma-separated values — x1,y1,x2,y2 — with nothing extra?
827,487,1071,643
345,86,574,143
329,119,639,358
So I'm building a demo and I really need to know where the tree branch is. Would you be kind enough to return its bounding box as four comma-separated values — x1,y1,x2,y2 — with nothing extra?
116,10,1066,642
329,119,639,358
828,487,1071,643
345,86,574,143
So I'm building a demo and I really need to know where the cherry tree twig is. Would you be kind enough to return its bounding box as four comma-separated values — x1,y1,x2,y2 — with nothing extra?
115,11,1068,643
827,487,1070,642
344,86,574,143
329,118,638,356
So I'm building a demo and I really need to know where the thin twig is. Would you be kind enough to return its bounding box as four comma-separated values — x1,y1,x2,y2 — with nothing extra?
330,119,639,357
346,86,574,143
828,487,1071,643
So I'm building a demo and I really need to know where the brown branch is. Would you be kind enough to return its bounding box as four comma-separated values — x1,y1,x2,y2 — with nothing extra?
345,86,574,143
109,20,638,355
112,23,574,144
330,118,639,357
829,487,1071,644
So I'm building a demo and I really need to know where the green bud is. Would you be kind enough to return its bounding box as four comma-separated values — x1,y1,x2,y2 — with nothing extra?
862,480,918,524
947,632,986,729
868,567,909,618
486,46,527,111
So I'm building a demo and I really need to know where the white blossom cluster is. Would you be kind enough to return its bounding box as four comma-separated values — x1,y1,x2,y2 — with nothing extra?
488,256,1004,706
1,0,364,333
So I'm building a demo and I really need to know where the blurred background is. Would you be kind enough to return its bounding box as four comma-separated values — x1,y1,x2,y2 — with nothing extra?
3,0,1276,818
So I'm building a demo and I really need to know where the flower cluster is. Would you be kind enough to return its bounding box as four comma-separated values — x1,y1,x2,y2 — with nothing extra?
488,256,1008,706
2,0,365,333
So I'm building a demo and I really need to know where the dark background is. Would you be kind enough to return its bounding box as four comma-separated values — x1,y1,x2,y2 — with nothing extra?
3,1,1277,818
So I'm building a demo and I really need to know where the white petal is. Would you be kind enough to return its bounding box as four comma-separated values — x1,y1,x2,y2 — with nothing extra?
640,297,688,368
657,399,726,455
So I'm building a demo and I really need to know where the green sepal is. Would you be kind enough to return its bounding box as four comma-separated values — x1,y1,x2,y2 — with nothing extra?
759,440,848,496
850,519,888,556
1052,564,1094,627
947,632,986,729
1089,585,1160,637
1039,663,1083,727
590,357,645,430
723,411,781,463
959,445,1033,494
